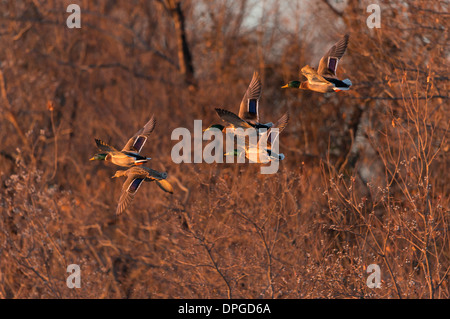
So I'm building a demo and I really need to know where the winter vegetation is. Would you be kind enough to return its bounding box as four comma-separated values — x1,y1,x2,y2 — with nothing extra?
0,0,448,298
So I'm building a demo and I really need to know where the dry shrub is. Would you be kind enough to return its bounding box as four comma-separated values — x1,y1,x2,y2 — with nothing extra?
0,0,448,298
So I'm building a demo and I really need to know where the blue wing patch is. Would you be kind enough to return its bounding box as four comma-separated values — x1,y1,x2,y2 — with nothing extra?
248,99,258,115
328,57,338,74
128,178,144,193
133,136,147,153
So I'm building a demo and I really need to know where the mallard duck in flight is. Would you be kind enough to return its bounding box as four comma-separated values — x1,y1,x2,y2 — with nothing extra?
90,116,155,167
225,112,289,163
112,166,174,215
282,34,351,93
204,71,273,133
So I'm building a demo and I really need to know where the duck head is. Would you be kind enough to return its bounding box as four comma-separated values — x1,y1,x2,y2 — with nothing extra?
224,149,243,157
203,124,225,132
111,170,127,178
281,81,301,89
89,153,107,161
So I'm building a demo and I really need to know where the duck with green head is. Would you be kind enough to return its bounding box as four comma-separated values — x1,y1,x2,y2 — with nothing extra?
204,124,225,132
90,116,155,167
282,34,352,93
282,81,308,90
204,71,273,135
90,153,108,161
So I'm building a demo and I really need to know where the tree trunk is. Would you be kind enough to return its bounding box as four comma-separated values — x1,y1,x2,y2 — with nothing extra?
165,0,196,90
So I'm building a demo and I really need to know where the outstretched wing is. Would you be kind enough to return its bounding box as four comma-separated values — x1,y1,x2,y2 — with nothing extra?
268,112,289,148
116,174,145,215
95,139,119,152
317,34,349,77
156,180,174,194
301,65,329,84
121,116,156,153
258,112,289,150
215,108,253,129
141,166,168,180
238,71,262,124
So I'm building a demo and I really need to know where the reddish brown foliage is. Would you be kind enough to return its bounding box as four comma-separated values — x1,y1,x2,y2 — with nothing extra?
0,0,448,298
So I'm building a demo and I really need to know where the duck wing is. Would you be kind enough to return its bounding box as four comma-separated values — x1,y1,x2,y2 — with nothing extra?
301,65,329,84
121,116,156,153
215,108,253,129
116,173,145,215
141,167,168,180
317,34,349,78
238,71,262,124
95,139,119,153
156,180,174,194
259,112,289,150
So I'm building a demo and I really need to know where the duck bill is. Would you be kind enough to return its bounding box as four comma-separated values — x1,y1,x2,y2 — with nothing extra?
89,157,95,161
281,84,289,89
